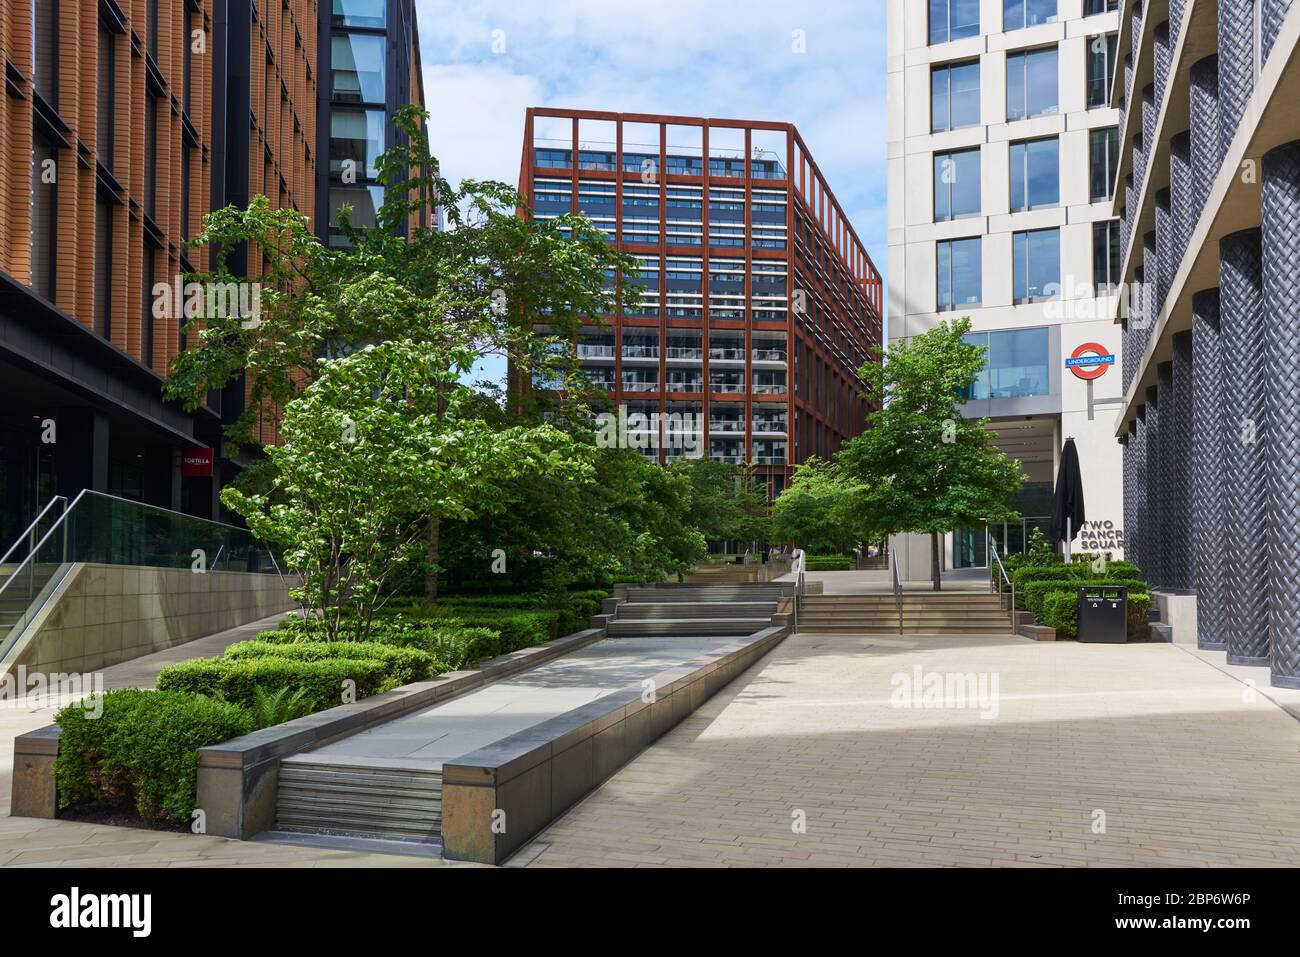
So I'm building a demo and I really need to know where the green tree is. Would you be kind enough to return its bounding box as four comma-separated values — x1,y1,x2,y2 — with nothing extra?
223,340,589,640
164,106,636,601
770,457,874,555
667,458,771,548
837,318,1023,590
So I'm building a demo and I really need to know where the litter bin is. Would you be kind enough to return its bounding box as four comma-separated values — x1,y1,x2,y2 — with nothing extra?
1078,585,1127,643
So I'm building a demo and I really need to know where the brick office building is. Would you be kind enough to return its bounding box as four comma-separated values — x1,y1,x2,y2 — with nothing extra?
0,0,423,543
514,108,883,499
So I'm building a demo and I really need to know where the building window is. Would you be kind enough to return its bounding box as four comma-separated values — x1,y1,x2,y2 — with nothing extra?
183,7,193,113
931,61,981,132
97,28,114,170
331,34,386,104
30,141,57,301
1084,0,1120,14
1009,137,1059,211
147,0,159,58
937,237,982,311
1089,126,1120,201
1006,47,1059,121
962,327,1051,400
1086,33,1118,108
330,108,385,179
142,243,155,370
1012,228,1060,303
929,0,980,44
1093,219,1122,292
33,0,58,108
181,146,191,241
933,148,981,221
328,185,385,248
332,0,387,27
144,94,157,219
1004,0,1057,31
95,200,112,338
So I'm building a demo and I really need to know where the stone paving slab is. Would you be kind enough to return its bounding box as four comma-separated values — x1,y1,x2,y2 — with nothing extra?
308,636,738,768
515,631,1300,867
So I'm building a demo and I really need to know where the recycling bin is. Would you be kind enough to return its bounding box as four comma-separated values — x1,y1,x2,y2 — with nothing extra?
1078,586,1128,643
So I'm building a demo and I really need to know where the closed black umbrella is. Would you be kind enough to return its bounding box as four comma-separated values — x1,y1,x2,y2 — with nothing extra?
1051,437,1086,561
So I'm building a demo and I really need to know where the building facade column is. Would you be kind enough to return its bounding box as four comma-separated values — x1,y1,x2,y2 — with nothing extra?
1191,289,1228,650
1219,228,1270,665
1169,331,1194,590
1144,384,1164,588
1218,0,1256,160
1131,407,1148,575
1260,141,1300,686
1189,56,1221,220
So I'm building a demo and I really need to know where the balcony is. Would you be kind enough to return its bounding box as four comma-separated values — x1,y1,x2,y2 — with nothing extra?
577,344,615,358
665,380,702,393
710,453,746,464
665,346,703,360
708,346,746,361
622,380,659,393
709,380,745,394
751,348,786,362
751,383,786,395
752,419,787,434
752,455,787,465
710,419,744,432
621,345,660,360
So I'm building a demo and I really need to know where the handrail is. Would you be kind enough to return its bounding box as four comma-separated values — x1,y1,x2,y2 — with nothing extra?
791,547,806,633
890,545,903,632
0,495,67,568
989,535,1016,628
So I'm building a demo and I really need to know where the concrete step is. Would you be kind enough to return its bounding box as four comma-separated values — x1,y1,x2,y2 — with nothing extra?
626,586,787,604
618,601,777,619
799,611,1012,622
275,760,442,843
607,617,770,637
798,622,1015,635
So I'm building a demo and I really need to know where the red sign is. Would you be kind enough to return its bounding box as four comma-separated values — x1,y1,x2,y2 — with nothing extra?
1066,342,1114,380
181,447,214,477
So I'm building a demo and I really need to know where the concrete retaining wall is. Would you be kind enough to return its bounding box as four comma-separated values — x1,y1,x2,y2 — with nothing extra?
4,564,293,678
440,624,790,865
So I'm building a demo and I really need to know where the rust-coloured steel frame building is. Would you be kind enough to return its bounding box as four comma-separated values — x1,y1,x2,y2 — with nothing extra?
516,107,883,498
0,0,423,541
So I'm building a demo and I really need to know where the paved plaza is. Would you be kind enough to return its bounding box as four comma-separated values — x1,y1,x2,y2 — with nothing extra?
515,632,1300,867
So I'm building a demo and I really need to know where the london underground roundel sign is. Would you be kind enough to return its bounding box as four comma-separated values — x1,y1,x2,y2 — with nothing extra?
1066,342,1114,380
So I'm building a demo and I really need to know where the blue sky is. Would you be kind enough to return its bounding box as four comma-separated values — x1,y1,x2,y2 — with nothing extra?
414,0,889,385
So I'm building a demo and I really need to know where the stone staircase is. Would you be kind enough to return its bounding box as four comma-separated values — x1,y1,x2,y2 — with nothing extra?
797,592,1014,636
274,758,443,843
606,583,788,637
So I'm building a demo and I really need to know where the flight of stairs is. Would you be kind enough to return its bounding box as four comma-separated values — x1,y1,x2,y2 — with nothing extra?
797,592,1014,635
606,583,788,637
275,758,443,843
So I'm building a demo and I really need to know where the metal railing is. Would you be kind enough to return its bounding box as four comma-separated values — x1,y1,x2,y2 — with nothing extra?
0,495,67,569
0,489,283,665
988,532,1016,629
890,545,904,632
792,547,806,633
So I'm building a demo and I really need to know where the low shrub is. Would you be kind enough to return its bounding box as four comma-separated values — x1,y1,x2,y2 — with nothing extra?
805,555,853,571
1041,591,1079,637
380,624,502,667
156,657,392,713
223,640,440,684
428,608,558,648
1127,593,1152,638
1018,577,1148,613
54,689,252,823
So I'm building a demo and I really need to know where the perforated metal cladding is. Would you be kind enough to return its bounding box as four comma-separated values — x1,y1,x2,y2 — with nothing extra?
1169,333,1194,590
1140,84,1157,185
1170,132,1194,269
1154,22,1172,107
1218,0,1256,160
1145,384,1165,588
1191,290,1228,649
1190,56,1222,220
1219,229,1271,665
1155,190,1173,316
1170,0,1187,38
1129,413,1149,576
1261,142,1300,686
1262,0,1292,65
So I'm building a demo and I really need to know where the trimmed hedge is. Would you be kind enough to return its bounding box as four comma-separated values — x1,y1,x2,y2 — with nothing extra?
156,657,393,713
1011,560,1144,592
1018,577,1149,614
805,555,853,571
1040,590,1152,639
223,640,440,684
54,689,252,823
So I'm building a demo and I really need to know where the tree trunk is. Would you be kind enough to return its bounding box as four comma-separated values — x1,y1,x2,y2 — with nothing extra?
424,517,439,604
930,531,942,592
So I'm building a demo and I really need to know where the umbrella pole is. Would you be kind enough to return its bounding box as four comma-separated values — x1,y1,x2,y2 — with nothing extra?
1065,517,1071,563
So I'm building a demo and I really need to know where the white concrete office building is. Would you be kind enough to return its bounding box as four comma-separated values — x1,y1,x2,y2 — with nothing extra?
887,0,1127,578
